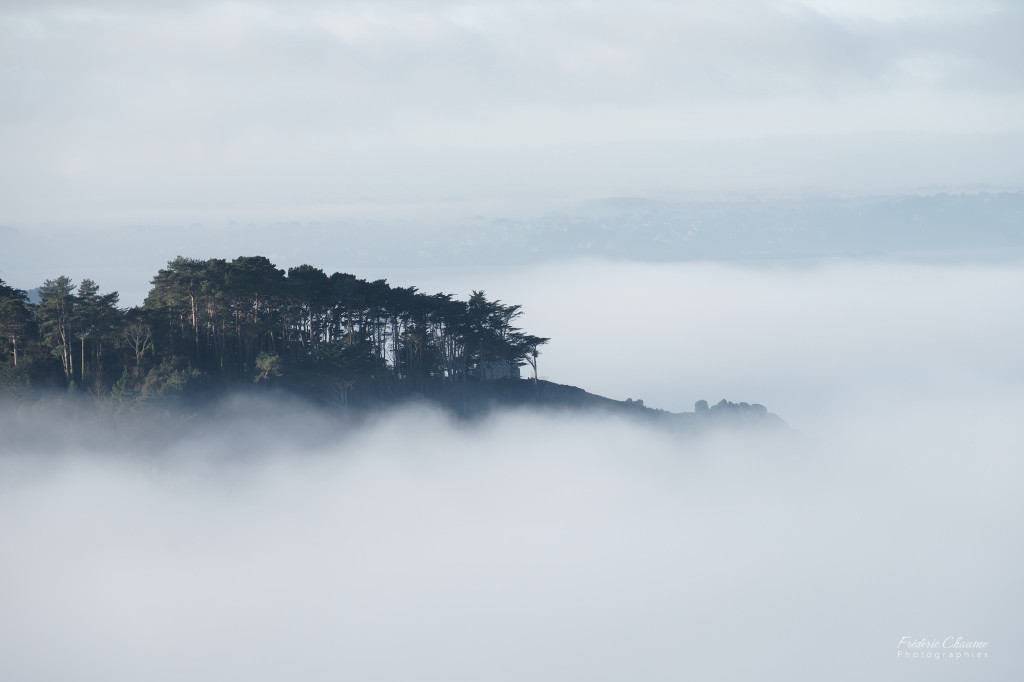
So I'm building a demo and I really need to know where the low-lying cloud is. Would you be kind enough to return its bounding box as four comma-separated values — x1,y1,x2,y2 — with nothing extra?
0,399,1019,681
396,259,1024,425
1,259,1021,680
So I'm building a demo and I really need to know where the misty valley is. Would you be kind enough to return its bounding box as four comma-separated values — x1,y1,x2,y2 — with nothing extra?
1,257,1021,682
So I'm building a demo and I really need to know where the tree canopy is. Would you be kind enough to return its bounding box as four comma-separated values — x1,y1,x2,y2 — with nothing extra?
0,257,549,406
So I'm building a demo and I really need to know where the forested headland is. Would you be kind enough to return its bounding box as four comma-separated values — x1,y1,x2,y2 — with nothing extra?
0,256,550,411
1,255,787,440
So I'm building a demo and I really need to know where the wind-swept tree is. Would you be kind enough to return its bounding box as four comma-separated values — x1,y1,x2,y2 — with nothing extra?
37,276,77,384
74,278,121,387
510,333,549,385
0,277,34,367
285,265,331,352
224,256,286,371
119,312,154,369
460,291,548,379
146,256,207,354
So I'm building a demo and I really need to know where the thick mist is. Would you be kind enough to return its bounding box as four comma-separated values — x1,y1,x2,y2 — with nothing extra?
394,259,1024,423
2,260,1021,680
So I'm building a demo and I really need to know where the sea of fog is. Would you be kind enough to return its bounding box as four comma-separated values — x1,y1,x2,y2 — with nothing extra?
2,259,1022,681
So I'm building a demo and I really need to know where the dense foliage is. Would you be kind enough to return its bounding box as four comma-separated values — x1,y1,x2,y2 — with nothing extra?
0,257,548,406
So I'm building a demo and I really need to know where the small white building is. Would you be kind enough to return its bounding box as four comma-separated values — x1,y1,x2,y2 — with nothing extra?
479,361,521,381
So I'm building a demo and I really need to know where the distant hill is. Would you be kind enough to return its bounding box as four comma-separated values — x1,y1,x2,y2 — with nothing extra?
0,378,787,456
421,377,785,432
3,193,1022,303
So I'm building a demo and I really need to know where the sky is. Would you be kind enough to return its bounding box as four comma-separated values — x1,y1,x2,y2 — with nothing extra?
2,0,1023,228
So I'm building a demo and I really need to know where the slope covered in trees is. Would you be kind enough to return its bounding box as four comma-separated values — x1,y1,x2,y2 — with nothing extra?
0,257,549,408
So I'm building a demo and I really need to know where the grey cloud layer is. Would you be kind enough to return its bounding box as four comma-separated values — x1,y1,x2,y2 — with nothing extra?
4,1,1018,122
0,394,1019,680
1,259,1020,680
1,0,1022,224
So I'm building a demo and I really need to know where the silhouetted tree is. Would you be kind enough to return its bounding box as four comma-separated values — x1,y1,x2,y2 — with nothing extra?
37,276,77,384
74,278,121,389
0,277,34,367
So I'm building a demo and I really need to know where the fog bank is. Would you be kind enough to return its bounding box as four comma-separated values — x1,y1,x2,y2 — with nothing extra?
0,397,1020,681
394,259,1024,424
1,258,1021,680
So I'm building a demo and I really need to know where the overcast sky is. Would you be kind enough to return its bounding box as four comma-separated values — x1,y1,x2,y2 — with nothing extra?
2,0,1023,227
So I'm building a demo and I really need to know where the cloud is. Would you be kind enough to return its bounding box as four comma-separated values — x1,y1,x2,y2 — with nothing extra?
1,0,1022,224
385,259,1024,422
0,259,1021,680
0,398,1019,680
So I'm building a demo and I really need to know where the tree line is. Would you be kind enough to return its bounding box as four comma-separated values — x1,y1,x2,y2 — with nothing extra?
0,256,548,406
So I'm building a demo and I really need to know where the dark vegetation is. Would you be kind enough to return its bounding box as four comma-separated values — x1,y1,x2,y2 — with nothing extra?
0,256,550,407
1,257,782,441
